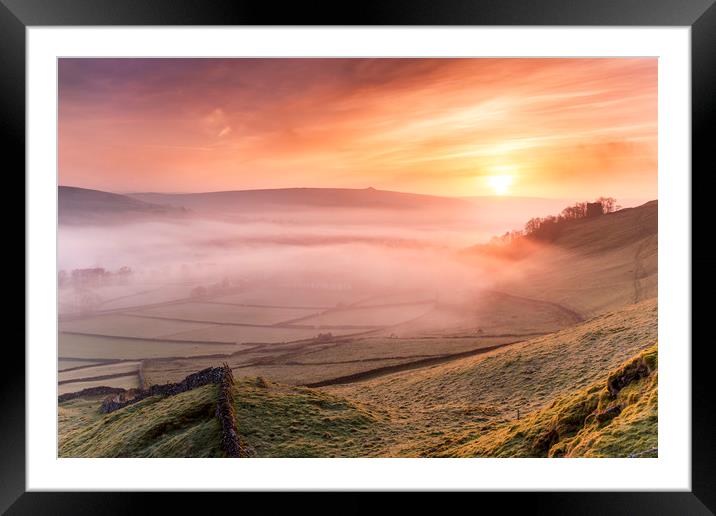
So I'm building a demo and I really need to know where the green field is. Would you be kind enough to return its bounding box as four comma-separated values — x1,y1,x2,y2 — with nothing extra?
58,374,140,395
148,324,360,345
59,314,212,339
297,303,435,327
59,332,241,360
59,360,141,383
131,302,322,325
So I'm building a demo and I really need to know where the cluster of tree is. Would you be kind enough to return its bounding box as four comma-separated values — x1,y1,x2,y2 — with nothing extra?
489,197,620,246
523,197,618,241
58,266,133,287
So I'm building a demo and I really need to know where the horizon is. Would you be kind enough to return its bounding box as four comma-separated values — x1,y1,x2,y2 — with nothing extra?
58,183,654,205
59,58,657,199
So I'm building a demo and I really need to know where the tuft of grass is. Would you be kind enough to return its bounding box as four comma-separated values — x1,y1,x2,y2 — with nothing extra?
434,344,658,458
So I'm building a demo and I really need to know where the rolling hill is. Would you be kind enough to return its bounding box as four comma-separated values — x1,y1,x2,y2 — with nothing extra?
59,186,186,224
468,200,657,318
57,193,658,458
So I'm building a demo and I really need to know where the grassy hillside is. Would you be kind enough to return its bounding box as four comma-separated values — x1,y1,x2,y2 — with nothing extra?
232,377,384,457
327,299,657,456
59,378,384,458
59,385,223,457
59,185,183,224
468,201,657,318
434,344,657,458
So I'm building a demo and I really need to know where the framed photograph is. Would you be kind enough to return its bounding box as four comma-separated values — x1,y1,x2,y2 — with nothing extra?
6,0,712,512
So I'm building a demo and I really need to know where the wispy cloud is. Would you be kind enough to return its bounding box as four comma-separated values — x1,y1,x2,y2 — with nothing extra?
59,58,656,198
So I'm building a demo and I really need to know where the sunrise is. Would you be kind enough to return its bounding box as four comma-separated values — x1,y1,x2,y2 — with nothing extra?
59,58,656,199
57,58,658,460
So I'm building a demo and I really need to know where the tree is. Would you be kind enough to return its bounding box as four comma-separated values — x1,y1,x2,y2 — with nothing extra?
596,197,618,213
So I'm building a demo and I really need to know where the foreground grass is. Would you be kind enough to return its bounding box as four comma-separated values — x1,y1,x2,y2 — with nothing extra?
433,344,658,457
59,302,656,458
59,377,385,458
59,385,222,457
329,299,657,456
233,377,385,457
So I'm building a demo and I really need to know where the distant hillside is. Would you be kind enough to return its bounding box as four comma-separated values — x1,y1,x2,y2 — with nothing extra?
59,186,185,224
466,200,657,317
130,187,473,213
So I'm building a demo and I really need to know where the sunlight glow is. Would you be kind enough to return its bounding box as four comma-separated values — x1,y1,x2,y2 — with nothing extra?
487,174,514,195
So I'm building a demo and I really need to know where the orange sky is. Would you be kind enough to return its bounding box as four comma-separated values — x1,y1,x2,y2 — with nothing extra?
59,58,657,199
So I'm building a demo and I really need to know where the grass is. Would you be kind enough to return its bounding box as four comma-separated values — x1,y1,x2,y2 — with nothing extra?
328,299,657,456
59,384,223,457
132,302,321,325
59,332,241,360
434,344,657,458
232,377,385,457
59,360,141,383
58,374,140,395
59,314,211,339
484,201,657,318
58,324,657,457
297,303,433,327
146,323,358,345
59,377,385,458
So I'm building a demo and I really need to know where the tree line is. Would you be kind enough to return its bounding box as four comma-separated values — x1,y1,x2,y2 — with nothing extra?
490,197,619,245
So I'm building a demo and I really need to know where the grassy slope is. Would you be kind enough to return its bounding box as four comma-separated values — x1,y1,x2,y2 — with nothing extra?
233,377,384,457
478,201,657,318
59,385,222,458
327,299,657,456
59,378,384,458
435,344,658,458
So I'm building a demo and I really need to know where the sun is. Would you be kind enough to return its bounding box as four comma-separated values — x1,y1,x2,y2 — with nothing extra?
487,174,513,195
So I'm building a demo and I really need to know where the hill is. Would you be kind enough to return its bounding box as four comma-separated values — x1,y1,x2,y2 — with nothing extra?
59,186,185,224
467,200,657,317
59,299,656,457
326,299,657,456
129,187,472,213
434,344,658,458
59,376,384,458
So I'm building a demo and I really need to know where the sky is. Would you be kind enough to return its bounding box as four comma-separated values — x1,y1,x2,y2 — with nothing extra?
59,58,657,199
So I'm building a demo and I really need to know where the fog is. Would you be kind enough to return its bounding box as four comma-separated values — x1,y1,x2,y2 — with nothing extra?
58,208,489,297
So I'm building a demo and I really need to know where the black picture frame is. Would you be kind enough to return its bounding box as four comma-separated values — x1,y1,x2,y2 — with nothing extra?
3,0,712,513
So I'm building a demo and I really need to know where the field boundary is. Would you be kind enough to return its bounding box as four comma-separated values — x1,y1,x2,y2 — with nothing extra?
59,364,250,458
303,340,523,387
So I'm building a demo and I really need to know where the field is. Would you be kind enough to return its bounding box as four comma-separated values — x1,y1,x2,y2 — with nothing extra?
59,279,573,392
130,302,321,325
59,333,243,360
59,314,212,339
58,375,141,395
59,323,657,457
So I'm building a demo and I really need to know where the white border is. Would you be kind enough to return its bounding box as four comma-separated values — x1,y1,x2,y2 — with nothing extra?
27,27,690,491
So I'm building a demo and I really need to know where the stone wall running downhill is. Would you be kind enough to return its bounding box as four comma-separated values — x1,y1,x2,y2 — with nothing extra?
58,363,250,457
215,365,251,457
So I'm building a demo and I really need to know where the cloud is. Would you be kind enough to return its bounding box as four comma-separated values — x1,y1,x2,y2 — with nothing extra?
58,58,657,199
